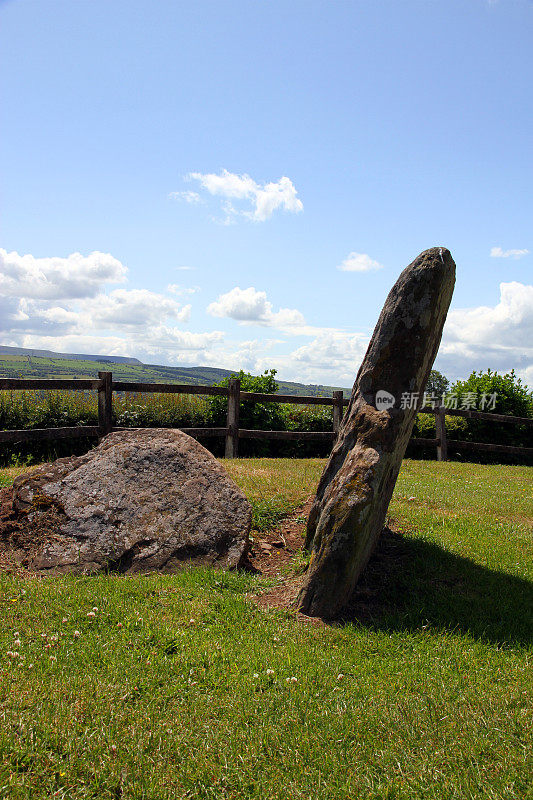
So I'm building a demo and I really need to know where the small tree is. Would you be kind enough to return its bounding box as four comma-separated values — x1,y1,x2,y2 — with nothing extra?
425,369,449,398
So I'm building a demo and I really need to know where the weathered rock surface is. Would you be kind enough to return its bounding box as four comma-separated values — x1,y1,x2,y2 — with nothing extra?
10,429,251,574
296,247,456,618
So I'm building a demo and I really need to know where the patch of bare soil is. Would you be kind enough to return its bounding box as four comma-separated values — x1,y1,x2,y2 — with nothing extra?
247,499,411,624
244,501,310,575
0,486,26,572
0,485,66,573
243,499,310,615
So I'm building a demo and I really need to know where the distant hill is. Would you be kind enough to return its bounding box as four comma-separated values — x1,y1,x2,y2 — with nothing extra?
0,345,141,365
0,346,350,398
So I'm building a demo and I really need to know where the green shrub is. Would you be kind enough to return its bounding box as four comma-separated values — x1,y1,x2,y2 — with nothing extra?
207,369,283,428
206,370,285,456
409,371,532,464
452,369,532,419
450,370,532,462
205,370,335,457
412,412,468,440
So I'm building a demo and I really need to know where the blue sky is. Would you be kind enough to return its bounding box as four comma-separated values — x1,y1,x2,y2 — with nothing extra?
1,0,531,387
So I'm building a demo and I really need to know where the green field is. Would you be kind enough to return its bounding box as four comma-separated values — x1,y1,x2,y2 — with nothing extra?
0,353,348,397
0,459,532,799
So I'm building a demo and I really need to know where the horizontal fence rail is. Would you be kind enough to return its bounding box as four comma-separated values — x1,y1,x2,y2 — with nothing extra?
0,372,531,461
0,426,101,444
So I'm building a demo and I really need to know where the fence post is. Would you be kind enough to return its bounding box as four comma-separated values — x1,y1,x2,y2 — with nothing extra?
435,405,447,461
333,390,344,437
98,371,113,436
225,378,240,458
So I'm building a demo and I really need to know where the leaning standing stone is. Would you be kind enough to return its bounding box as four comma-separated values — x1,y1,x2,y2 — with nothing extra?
296,247,456,618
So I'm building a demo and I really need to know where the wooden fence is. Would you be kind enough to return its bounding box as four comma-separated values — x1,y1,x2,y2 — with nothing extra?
1,371,532,461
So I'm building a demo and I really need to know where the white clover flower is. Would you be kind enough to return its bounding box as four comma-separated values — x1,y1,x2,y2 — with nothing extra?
73,630,81,638
337,674,344,681
87,611,95,618
266,669,275,676
13,639,21,648
253,673,260,678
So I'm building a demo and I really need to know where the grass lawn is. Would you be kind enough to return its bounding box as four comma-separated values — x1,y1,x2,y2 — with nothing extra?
0,458,531,799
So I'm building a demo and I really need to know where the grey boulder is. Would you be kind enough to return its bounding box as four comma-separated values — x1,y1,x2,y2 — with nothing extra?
12,429,251,574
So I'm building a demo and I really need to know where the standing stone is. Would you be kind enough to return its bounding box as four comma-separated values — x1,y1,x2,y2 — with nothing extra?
296,247,456,618
10,429,251,574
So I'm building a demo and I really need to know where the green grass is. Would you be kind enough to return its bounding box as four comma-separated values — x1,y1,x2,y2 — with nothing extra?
224,458,323,531
0,459,532,799
0,465,39,488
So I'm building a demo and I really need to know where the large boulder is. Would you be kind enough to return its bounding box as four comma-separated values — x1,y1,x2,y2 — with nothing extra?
10,429,251,574
296,247,456,618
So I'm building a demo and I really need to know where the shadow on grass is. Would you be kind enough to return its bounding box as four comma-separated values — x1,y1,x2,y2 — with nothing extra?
342,528,533,647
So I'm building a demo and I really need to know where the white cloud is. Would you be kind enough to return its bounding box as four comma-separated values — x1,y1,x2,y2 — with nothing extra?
0,248,127,299
207,286,305,329
0,296,82,337
1,248,197,360
444,282,533,349
207,287,269,321
437,281,533,383
7,329,224,365
190,171,257,200
337,252,384,272
172,331,368,387
168,190,203,204
490,247,529,259
135,327,222,354
283,332,368,384
88,289,191,327
181,170,303,222
251,177,303,222
518,364,533,387
167,284,199,296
